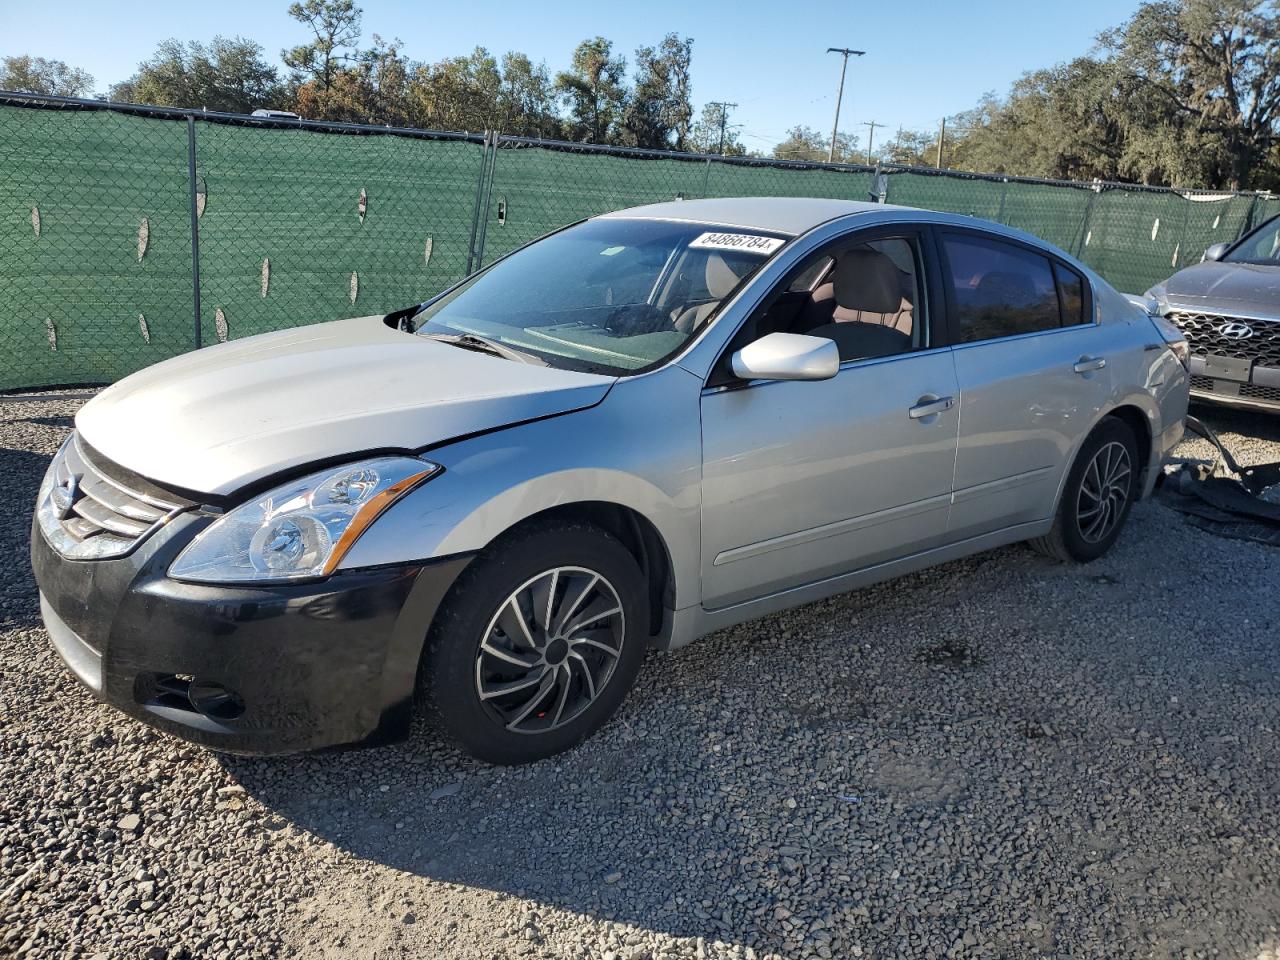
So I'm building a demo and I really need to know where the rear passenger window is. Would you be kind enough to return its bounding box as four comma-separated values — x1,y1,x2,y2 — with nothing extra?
1054,262,1087,325
942,234,1062,342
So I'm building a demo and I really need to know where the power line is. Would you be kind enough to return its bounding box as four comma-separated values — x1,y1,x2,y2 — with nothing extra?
825,47,865,163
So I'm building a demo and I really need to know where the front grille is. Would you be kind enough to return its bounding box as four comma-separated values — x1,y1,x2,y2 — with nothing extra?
39,434,189,560
1169,311,1280,365
1190,374,1214,391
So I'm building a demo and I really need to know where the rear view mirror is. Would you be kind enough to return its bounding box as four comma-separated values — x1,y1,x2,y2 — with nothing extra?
1203,242,1230,262
731,332,840,382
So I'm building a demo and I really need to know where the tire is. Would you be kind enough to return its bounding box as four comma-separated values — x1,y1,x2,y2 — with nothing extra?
1030,417,1140,563
421,523,648,764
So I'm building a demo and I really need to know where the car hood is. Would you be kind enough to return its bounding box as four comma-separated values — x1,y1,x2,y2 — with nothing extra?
1161,260,1280,320
76,315,616,496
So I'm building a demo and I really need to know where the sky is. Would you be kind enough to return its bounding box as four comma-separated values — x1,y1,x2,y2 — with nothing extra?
0,0,1142,152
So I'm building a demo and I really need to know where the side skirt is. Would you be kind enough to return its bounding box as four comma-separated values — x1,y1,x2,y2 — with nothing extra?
662,519,1052,650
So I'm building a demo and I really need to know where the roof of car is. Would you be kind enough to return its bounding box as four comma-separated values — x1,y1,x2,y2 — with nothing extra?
595,196,915,236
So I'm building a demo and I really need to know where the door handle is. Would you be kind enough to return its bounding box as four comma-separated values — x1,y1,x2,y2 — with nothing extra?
1073,355,1107,374
908,395,955,419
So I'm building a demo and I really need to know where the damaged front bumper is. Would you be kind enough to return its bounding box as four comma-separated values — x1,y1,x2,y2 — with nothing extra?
31,512,471,754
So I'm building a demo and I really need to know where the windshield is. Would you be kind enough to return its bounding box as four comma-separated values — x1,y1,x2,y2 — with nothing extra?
413,218,788,375
1225,216,1280,265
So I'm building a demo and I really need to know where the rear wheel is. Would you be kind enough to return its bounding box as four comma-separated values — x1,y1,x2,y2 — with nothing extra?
422,524,647,764
1030,417,1140,563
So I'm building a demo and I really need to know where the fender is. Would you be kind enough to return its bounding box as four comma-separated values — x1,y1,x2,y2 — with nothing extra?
338,364,705,614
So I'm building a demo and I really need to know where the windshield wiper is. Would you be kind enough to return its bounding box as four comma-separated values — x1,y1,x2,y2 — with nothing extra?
421,332,546,365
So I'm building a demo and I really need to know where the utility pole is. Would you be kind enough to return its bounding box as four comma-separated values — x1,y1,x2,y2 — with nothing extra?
936,116,946,168
826,47,866,163
706,101,739,154
862,120,881,165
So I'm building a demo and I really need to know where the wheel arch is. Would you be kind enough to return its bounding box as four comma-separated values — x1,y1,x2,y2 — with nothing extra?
476,500,676,643
1104,402,1154,491
1050,396,1159,517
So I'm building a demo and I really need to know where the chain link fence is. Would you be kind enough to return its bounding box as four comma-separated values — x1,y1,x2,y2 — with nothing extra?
3,91,1277,391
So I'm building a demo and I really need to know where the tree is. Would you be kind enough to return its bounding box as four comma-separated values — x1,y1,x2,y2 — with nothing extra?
661,35,694,149
555,37,628,143
109,37,283,113
946,64,1125,180
0,56,93,97
942,0,1280,189
283,0,363,92
359,35,413,126
882,128,936,166
292,34,414,124
772,125,859,163
496,52,559,138
1105,0,1280,189
689,102,745,155
406,47,503,132
621,34,694,150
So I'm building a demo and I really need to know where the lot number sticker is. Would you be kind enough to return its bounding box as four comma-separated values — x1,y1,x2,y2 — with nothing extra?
689,232,785,255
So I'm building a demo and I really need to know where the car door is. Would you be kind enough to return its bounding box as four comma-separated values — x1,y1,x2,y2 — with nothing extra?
699,227,961,610
937,229,1111,540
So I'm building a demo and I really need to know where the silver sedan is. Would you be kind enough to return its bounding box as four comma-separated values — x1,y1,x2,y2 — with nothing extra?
32,198,1190,763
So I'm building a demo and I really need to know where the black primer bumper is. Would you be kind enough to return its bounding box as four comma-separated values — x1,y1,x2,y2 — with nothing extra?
31,513,471,754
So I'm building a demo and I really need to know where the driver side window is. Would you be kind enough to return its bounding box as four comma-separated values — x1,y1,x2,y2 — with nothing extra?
742,234,928,364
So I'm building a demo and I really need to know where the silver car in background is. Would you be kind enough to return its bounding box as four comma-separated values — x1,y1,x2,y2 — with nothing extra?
31,198,1190,764
1146,214,1280,412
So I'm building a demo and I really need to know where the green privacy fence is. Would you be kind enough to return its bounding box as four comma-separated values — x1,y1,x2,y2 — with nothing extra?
2,92,1277,391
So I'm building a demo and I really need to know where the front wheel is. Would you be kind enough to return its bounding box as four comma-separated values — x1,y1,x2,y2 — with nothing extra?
421,524,648,764
1030,417,1140,563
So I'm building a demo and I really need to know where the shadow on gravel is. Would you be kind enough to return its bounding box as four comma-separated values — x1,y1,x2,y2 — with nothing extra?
2,446,54,481
1190,401,1280,443
0,449,54,630
17,414,76,429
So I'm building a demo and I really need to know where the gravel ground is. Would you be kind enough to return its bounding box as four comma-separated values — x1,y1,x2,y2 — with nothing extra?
2,397,1279,960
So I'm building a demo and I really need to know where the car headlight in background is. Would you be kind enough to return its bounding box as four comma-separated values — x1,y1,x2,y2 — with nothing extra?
169,457,440,584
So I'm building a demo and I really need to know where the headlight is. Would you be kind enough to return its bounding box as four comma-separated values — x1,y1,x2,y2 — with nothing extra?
169,456,440,584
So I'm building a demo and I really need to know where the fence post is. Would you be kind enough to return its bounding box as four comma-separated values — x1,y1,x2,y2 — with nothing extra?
186,115,202,349
465,132,492,275
996,177,1008,223
701,157,712,198
472,134,500,270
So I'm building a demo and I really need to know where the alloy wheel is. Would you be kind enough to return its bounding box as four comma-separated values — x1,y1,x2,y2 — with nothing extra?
1076,440,1132,544
474,566,625,734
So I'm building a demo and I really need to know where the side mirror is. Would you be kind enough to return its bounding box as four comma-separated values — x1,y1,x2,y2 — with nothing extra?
731,332,840,382
1203,242,1230,262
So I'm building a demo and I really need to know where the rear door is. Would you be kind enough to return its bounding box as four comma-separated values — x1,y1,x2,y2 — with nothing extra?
698,226,960,610
938,229,1111,539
